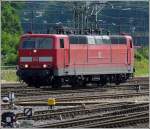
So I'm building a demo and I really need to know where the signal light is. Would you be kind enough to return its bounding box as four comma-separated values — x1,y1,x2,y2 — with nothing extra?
43,64,47,68
24,64,28,68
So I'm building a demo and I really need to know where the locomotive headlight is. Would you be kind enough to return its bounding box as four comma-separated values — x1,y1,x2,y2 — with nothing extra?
24,64,28,68
43,64,47,68
33,49,37,53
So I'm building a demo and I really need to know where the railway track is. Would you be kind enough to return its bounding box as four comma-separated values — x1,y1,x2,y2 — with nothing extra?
1,76,148,88
15,102,129,117
75,112,148,128
1,82,149,99
11,91,150,103
1,79,149,100
130,77,149,81
1,77,149,128
35,103,148,128
16,102,147,120
1,76,149,91
1,91,148,110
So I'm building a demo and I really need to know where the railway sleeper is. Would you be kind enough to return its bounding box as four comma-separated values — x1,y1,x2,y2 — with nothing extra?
93,116,148,128
36,111,148,128
17,103,148,120
26,107,149,126
74,112,148,128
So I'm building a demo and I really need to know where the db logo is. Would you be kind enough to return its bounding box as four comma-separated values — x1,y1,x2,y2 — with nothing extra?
98,52,103,58
32,57,38,62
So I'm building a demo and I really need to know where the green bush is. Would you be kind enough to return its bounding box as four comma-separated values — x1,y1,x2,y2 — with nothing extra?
2,31,20,65
134,47,149,76
134,50,143,61
2,2,22,65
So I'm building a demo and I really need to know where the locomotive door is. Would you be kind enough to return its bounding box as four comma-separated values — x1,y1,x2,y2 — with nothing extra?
60,38,69,73
127,39,132,65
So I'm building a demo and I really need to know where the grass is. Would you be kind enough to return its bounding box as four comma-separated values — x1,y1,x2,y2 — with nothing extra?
1,70,18,82
134,47,149,77
134,59,149,77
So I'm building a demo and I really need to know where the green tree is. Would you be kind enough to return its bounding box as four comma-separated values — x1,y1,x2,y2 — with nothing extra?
1,2,23,65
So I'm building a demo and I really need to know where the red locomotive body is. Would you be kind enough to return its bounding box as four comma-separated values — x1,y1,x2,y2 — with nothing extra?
17,34,134,88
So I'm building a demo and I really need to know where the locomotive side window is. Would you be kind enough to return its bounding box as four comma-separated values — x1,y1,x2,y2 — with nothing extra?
110,37,119,44
95,36,103,44
60,38,64,48
69,36,78,44
110,36,126,44
87,37,95,44
129,39,133,48
119,37,126,44
78,36,87,44
69,36,87,44
102,36,111,44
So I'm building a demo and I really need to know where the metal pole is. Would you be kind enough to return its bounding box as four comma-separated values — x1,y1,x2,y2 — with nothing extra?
31,10,33,32
95,4,98,29
81,9,84,34
118,10,121,34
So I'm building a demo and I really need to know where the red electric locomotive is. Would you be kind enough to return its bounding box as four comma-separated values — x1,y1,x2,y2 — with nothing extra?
17,33,134,88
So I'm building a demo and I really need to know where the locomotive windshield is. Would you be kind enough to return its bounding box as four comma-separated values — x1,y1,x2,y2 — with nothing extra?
21,37,53,49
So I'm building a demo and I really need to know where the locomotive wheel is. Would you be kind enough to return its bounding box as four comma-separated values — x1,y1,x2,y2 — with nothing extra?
51,77,62,89
115,75,121,85
100,76,107,86
71,81,77,89
71,77,78,89
101,81,107,86
25,80,34,87
27,82,32,87
71,77,86,89
34,83,41,88
115,81,120,85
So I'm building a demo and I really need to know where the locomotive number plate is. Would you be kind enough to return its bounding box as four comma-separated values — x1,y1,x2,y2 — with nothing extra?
32,57,38,62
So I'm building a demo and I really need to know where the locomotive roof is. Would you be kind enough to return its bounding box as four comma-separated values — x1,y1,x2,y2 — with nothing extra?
21,34,132,39
69,35,129,37
21,34,68,38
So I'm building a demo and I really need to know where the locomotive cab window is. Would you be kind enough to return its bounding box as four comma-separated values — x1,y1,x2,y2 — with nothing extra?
21,40,35,49
37,38,53,49
21,37,53,49
60,38,64,48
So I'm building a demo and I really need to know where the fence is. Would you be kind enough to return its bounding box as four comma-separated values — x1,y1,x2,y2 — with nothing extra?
1,66,19,83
